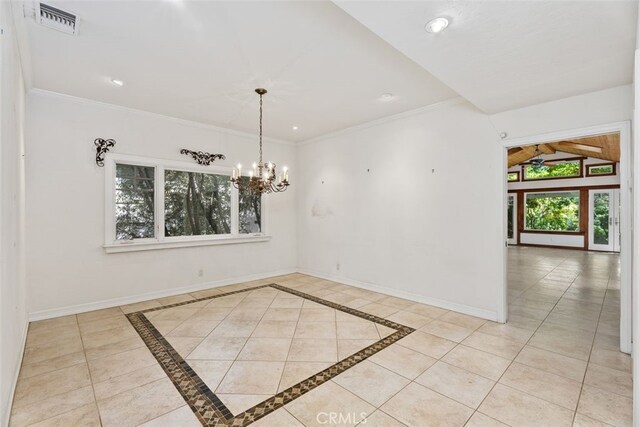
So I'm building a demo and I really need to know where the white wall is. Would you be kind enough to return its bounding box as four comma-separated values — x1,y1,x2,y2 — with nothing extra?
0,2,27,425
296,99,504,320
490,84,633,139
25,91,297,317
632,30,640,427
296,86,634,322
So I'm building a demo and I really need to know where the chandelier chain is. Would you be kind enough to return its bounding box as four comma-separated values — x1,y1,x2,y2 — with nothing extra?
259,92,263,165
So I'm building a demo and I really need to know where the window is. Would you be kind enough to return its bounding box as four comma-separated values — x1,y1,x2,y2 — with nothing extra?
105,155,267,252
586,163,616,177
115,164,155,240
523,159,582,181
525,191,580,232
507,171,520,182
507,197,515,239
164,170,231,236
238,177,262,233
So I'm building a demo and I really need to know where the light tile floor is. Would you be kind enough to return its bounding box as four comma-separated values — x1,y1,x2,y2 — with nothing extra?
9,247,631,426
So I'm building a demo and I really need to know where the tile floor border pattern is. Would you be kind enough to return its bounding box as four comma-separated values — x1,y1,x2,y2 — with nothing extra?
126,283,416,427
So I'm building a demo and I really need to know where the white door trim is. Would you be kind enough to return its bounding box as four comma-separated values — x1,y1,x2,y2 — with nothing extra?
500,121,632,354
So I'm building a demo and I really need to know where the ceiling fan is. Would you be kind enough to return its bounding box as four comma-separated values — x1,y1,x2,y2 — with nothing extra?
530,145,548,171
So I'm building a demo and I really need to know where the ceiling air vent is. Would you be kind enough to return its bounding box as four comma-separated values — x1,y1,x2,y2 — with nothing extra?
38,3,78,35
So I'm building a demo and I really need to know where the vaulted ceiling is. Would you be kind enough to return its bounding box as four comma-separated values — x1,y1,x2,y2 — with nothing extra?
17,1,637,142
18,1,457,142
507,133,620,168
335,1,637,114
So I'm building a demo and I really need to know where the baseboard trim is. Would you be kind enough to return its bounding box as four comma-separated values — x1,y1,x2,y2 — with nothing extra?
28,269,297,321
3,320,28,427
297,269,499,322
28,267,498,323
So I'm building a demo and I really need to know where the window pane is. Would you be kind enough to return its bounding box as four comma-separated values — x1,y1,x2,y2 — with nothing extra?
238,177,262,233
589,165,614,175
507,197,514,239
593,193,610,245
164,170,231,236
524,160,581,180
525,191,580,231
115,164,155,240
507,172,519,182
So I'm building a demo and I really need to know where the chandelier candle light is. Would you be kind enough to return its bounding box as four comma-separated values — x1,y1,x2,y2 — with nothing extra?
231,88,290,194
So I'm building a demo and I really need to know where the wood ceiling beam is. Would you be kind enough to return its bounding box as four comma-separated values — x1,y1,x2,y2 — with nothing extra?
548,141,616,162
537,144,556,154
507,146,538,167
507,132,620,167
556,141,602,154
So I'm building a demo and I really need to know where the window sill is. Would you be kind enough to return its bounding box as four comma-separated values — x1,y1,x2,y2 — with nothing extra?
104,235,271,253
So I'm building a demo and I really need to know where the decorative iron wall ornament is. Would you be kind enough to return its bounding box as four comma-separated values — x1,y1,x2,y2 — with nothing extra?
94,138,116,167
180,149,226,166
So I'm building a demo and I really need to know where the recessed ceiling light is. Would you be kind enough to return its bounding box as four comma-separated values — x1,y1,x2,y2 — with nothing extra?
110,79,124,87
425,17,449,34
292,126,299,130
379,93,394,102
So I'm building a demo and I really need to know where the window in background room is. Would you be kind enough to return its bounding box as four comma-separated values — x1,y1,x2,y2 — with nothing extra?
507,171,520,182
523,159,581,180
586,163,616,177
525,191,580,232
164,170,231,237
115,164,155,240
238,176,262,234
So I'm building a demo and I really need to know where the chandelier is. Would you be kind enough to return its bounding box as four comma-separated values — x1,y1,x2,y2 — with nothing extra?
230,88,290,194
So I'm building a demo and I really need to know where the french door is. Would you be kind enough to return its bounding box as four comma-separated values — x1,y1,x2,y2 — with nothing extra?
507,194,517,245
588,189,620,252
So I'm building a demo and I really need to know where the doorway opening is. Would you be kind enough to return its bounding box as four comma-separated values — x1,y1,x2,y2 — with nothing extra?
500,122,631,356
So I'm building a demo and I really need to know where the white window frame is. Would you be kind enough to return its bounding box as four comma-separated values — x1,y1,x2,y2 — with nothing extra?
104,153,269,253
523,190,581,232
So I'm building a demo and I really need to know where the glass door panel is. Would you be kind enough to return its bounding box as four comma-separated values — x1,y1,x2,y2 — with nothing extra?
507,194,517,245
589,189,619,252
592,192,610,246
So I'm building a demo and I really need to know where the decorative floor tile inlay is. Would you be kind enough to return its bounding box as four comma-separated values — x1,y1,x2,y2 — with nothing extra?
126,284,415,426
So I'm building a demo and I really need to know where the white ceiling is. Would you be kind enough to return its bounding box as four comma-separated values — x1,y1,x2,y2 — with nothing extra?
20,1,638,141
336,0,637,114
20,1,458,142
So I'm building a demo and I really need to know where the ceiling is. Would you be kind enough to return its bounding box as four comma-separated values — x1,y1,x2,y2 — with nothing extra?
507,133,620,167
19,1,638,141
335,1,637,114
20,1,458,142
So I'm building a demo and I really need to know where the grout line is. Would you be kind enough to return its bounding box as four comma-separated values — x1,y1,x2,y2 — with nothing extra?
133,404,194,426
76,315,104,427
469,252,581,422
571,269,620,425
208,292,278,406
283,406,309,426
274,293,303,394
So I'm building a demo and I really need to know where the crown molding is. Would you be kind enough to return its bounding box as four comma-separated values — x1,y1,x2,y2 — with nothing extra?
28,88,296,147
28,89,470,148
297,96,468,146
